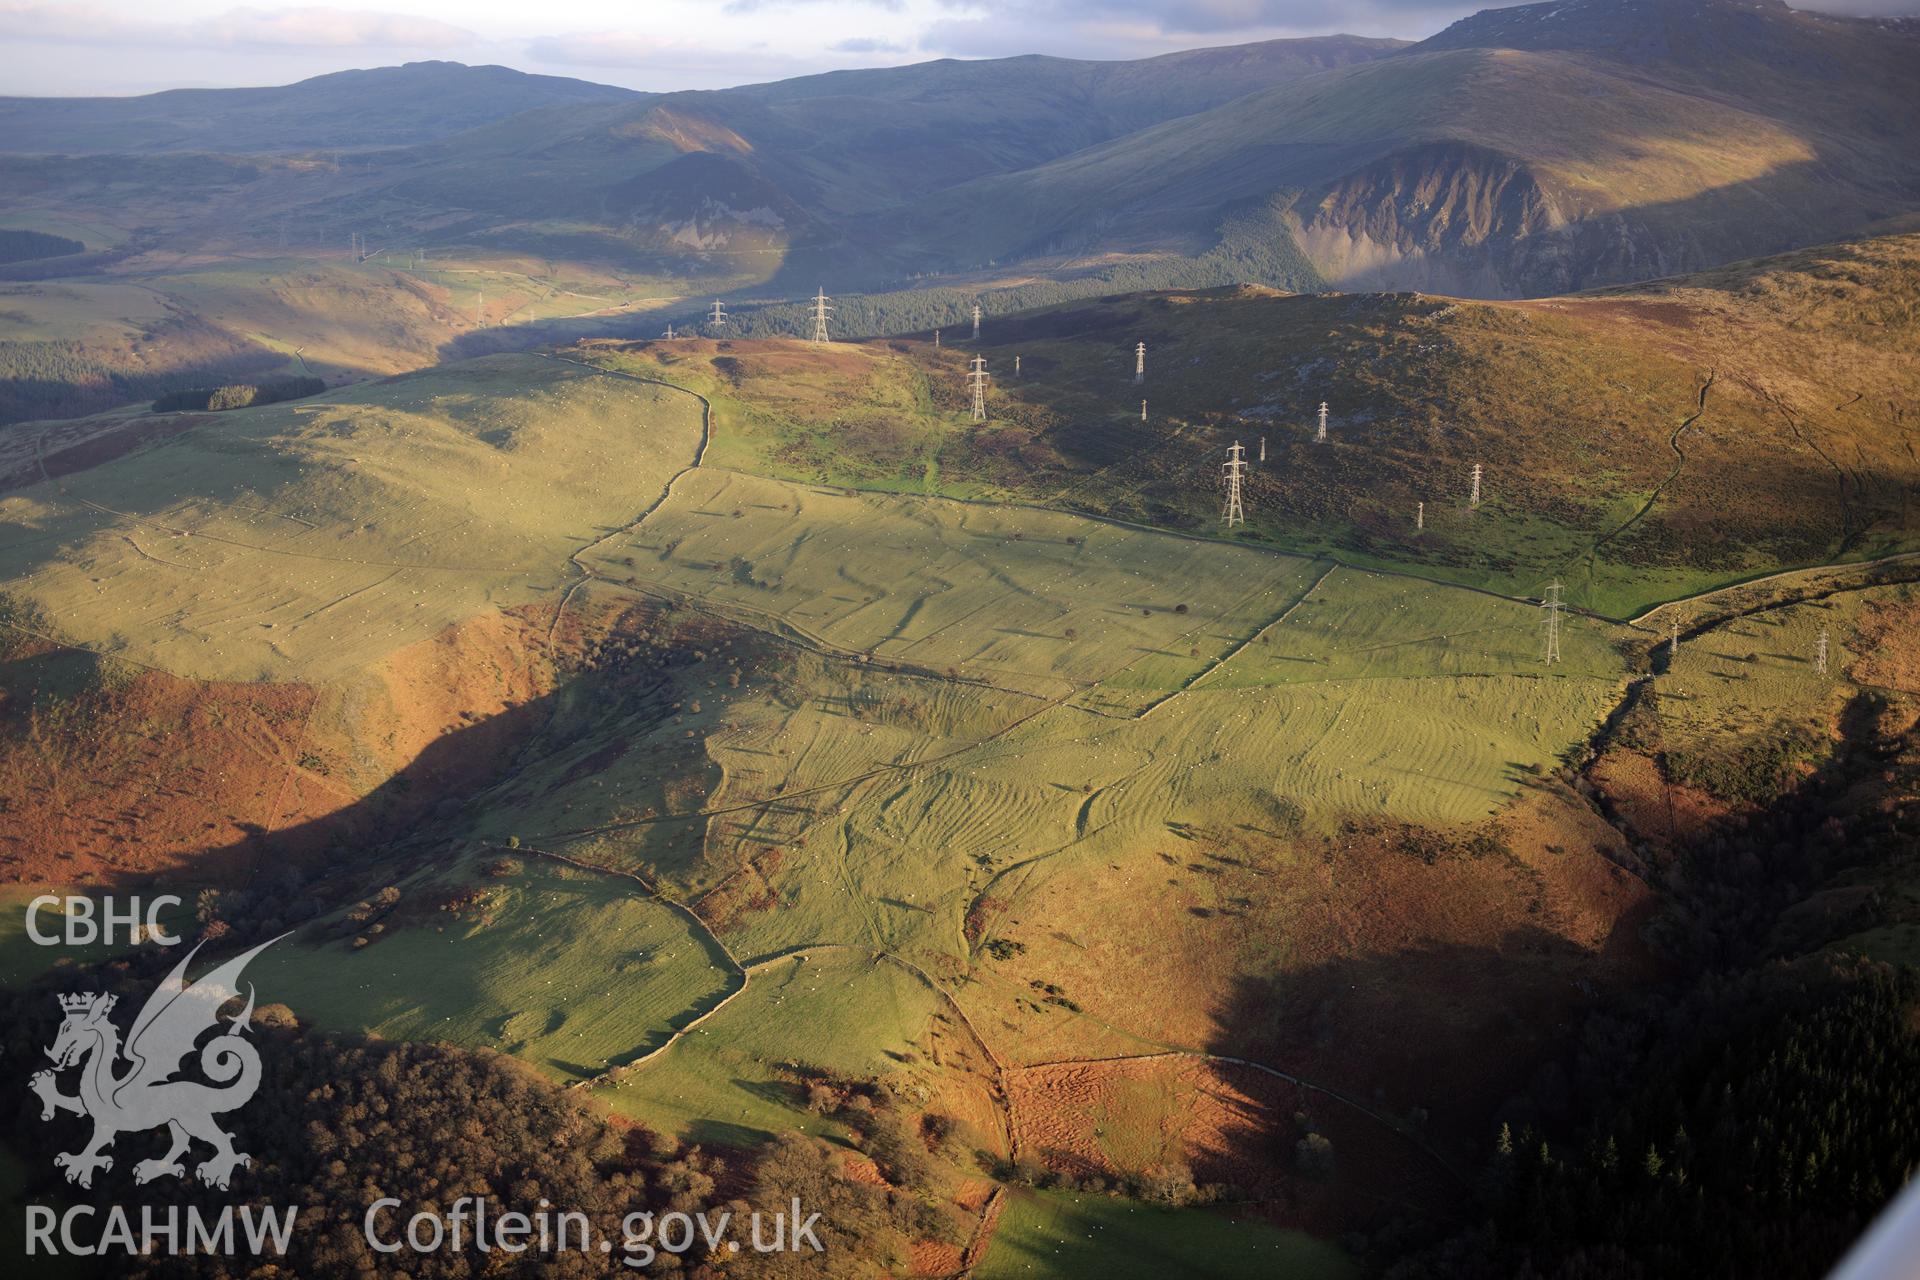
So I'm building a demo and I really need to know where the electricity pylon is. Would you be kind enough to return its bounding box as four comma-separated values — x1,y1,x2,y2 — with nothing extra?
809,288,832,343
972,303,981,341
1316,401,1328,444
1222,441,1248,528
1470,462,1484,510
1134,342,1145,385
1542,581,1563,665
1816,626,1829,674
968,356,988,422
710,299,727,327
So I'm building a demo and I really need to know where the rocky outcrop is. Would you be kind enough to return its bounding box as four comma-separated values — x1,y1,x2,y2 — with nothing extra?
1294,140,1738,296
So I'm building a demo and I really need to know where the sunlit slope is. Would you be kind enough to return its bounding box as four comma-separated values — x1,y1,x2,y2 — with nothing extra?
489,560,1623,966
577,233,1920,618
0,353,704,680
903,47,1808,237
592,949,953,1143
253,855,737,1084
595,466,1317,698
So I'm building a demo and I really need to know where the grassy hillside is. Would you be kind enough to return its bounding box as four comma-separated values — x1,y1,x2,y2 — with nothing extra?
2,244,1917,1275
0,352,704,681
253,853,737,1082
0,338,1648,1256
577,232,1920,617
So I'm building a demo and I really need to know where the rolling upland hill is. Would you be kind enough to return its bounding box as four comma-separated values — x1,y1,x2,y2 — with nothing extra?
575,231,1920,619
0,311,1650,1244
2,232,1919,1273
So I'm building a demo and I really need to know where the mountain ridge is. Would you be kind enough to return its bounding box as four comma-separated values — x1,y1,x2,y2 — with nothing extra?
0,60,641,154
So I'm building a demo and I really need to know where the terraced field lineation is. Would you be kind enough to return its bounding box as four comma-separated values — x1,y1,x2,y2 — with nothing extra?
1177,559,1338,703
513,843,1021,1156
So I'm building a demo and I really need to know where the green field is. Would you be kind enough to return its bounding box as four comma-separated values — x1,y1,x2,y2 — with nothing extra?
975,1189,1357,1280
592,949,948,1145
253,856,736,1082
540,508,1623,969
1643,586,1906,807
0,352,704,681
0,281,168,344
599,465,1321,698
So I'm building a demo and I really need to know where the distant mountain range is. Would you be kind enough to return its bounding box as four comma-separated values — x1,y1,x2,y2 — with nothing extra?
2,0,1917,300
0,61,639,152
883,0,1920,294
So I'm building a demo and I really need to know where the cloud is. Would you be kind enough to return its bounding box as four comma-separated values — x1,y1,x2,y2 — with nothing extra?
525,29,824,80
723,0,904,11
831,36,909,52
905,0,1484,61
918,0,1920,43
924,0,1470,38
0,4,476,49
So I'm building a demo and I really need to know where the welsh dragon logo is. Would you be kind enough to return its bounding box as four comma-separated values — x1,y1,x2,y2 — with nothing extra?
30,936,283,1190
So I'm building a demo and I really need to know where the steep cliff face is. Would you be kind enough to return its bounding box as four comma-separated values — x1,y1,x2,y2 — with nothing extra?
1291,140,1726,296
598,151,807,256
1295,142,1563,294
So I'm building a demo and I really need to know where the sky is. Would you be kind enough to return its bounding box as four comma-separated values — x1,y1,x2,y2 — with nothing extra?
0,0,1909,96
